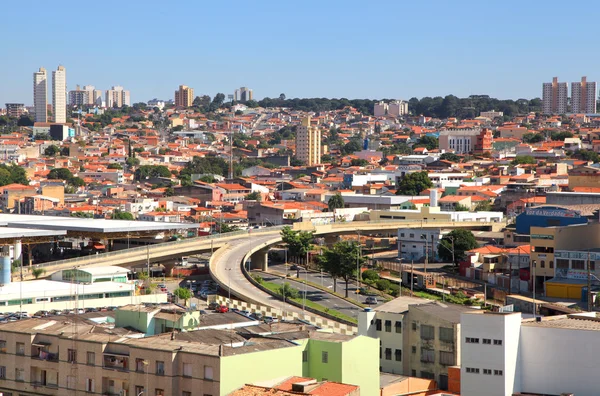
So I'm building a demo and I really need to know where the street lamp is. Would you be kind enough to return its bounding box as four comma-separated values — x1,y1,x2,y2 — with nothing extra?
421,234,428,273
225,268,233,302
355,231,361,293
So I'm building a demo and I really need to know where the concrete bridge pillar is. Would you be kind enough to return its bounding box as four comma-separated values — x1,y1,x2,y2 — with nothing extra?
163,262,176,277
250,248,270,271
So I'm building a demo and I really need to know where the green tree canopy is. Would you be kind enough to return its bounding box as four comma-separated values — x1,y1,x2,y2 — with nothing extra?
474,200,493,212
550,131,574,141
317,241,366,297
522,133,544,143
280,226,314,263
395,171,433,196
327,193,345,212
245,191,261,201
511,155,536,165
414,135,438,150
173,287,192,305
44,145,61,156
48,168,73,180
108,163,123,170
135,165,171,180
574,149,600,163
111,210,134,220
440,153,460,162
438,229,478,265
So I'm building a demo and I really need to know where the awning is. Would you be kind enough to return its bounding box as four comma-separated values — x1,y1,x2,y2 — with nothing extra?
93,243,105,249
32,342,51,347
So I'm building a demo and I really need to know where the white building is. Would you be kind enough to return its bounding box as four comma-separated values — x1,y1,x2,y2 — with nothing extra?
388,100,409,117
398,228,442,261
542,77,568,115
571,76,597,114
33,67,48,123
106,85,131,108
52,65,67,123
79,170,124,184
479,110,503,119
461,311,600,396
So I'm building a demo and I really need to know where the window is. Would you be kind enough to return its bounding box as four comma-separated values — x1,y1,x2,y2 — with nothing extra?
550,260,554,269
136,358,146,373
494,339,503,346
302,351,308,362
375,319,382,331
0,366,5,379
385,320,392,332
395,349,402,361
16,342,24,356
183,363,192,377
135,386,144,395
411,346,416,353
420,348,434,363
572,260,585,270
155,389,164,396
483,338,491,345
395,321,402,333
204,365,214,380
0,340,6,353
591,261,596,271
67,349,77,363
401,233,405,237
494,370,503,376
85,378,94,392
483,369,492,375
67,376,76,390
465,337,479,344
412,322,417,331
15,368,24,382
86,352,95,366
156,361,165,376
421,371,435,380
440,351,454,366
385,348,392,360
557,259,569,269
409,233,414,238
466,367,480,374
321,351,329,363
411,370,416,377
540,260,545,268
420,324,434,340
183,392,192,396
439,374,448,390
439,327,454,342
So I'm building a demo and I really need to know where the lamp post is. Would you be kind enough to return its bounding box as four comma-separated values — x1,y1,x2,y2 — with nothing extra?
225,268,232,302
532,260,537,317
355,231,361,293
421,234,428,273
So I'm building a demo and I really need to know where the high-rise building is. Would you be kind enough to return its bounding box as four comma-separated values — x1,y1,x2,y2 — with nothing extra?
5,103,26,118
69,85,104,106
296,116,321,166
542,77,568,115
68,85,87,106
374,101,387,116
571,76,597,114
234,87,253,102
52,65,67,123
83,85,103,106
33,67,48,123
174,85,194,107
388,100,409,117
106,85,131,108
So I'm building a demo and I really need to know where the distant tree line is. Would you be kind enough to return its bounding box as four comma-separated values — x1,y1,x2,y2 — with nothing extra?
407,95,542,119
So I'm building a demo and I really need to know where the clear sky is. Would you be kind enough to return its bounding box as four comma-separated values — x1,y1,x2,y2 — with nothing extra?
1,0,598,105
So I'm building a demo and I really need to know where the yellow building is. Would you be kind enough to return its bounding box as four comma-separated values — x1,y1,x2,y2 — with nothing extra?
296,116,321,166
174,85,194,108
567,165,600,190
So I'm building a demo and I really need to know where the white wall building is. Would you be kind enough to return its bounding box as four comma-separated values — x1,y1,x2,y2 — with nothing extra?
33,67,48,123
52,65,67,123
106,85,131,108
398,228,442,261
461,311,600,396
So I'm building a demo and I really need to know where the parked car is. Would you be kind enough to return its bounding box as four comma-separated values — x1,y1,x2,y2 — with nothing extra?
365,296,378,305
250,312,264,321
216,305,229,313
85,307,98,313
290,265,300,270
208,302,220,310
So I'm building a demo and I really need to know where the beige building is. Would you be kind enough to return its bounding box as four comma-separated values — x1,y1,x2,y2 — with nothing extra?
296,116,321,166
174,85,194,108
106,86,131,108
571,76,597,114
52,66,67,123
542,77,568,115
33,68,48,123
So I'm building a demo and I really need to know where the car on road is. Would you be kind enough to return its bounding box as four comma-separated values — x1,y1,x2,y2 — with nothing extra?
216,305,229,313
365,296,378,305
290,265,300,270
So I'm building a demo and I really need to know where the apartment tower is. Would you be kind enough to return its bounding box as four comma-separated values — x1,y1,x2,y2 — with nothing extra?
234,87,253,102
52,65,67,123
571,76,597,114
33,67,48,123
174,85,194,107
542,77,568,115
296,116,321,166
106,86,131,108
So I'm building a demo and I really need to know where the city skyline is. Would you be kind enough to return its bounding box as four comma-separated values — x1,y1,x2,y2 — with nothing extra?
2,0,600,105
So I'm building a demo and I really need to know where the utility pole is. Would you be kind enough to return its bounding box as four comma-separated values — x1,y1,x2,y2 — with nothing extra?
588,250,592,312
422,235,428,274
532,260,537,317
411,260,414,296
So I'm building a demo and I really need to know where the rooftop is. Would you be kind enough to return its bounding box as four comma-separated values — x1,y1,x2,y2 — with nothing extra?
522,314,600,331
410,301,475,323
374,296,427,314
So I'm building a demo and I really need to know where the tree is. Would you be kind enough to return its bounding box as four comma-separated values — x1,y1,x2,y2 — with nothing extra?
317,241,366,297
245,191,261,201
173,287,192,305
511,156,536,165
32,268,46,279
550,131,573,141
414,135,438,150
438,229,478,266
17,115,34,126
218,223,239,233
48,168,73,180
522,133,544,143
279,93,286,100
108,163,123,170
280,226,314,264
575,149,600,163
44,145,61,156
362,269,380,283
440,153,460,162
34,132,51,141
454,204,470,212
327,193,345,212
112,210,134,220
278,282,299,299
342,139,362,155
350,158,369,167
135,165,172,180
126,157,140,167
395,171,433,196
69,177,85,187
474,200,493,211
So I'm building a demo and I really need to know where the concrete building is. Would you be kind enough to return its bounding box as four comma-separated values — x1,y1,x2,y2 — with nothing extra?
4,103,26,118
51,65,67,123
83,85,103,106
479,110,503,119
438,128,493,155
542,77,568,115
374,101,388,116
234,87,253,102
79,170,124,184
398,228,442,261
571,76,596,114
296,116,321,166
33,67,48,123
106,85,131,108
174,85,194,107
68,85,87,106
388,100,409,117
461,311,600,396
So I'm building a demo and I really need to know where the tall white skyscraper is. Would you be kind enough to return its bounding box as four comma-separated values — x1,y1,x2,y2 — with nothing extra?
33,67,48,123
571,76,597,114
52,65,67,123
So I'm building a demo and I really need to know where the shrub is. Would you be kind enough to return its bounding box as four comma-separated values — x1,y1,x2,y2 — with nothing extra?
251,274,264,284
375,279,391,291
388,284,400,297
362,269,380,282
32,268,46,279
278,282,299,299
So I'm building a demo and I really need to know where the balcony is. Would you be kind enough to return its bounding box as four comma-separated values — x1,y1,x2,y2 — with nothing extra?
103,354,129,371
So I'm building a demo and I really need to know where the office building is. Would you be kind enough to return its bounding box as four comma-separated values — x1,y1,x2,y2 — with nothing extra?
68,84,87,106
174,85,194,107
5,103,26,118
296,116,321,166
460,311,600,396
106,85,130,108
542,77,568,114
52,65,67,123
83,85,103,106
234,86,253,102
571,76,597,114
438,128,493,154
33,67,48,123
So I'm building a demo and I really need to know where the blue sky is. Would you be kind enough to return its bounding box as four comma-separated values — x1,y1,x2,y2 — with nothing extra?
1,0,598,105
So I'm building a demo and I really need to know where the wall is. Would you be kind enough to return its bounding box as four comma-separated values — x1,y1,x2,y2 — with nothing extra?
341,335,380,396
305,338,343,382
220,343,303,395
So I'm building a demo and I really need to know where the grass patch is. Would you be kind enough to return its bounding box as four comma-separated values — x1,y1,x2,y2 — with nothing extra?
262,280,358,324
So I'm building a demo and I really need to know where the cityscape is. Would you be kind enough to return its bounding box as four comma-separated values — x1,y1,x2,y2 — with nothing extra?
2,1,600,396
